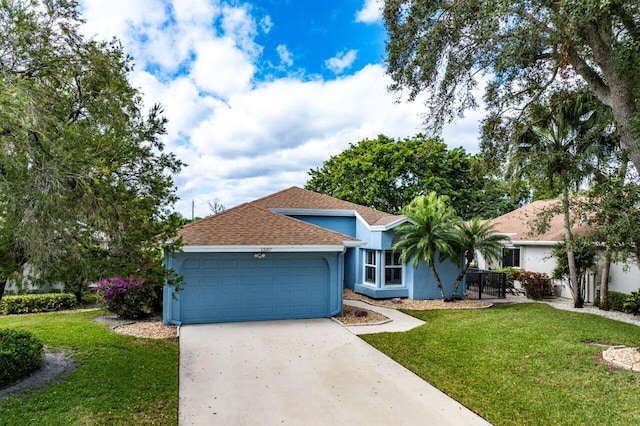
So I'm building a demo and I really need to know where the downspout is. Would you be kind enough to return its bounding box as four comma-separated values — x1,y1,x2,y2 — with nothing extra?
162,248,172,325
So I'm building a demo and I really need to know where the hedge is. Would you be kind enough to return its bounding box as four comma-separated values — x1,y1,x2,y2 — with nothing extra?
604,291,629,312
0,293,78,315
593,291,629,312
0,328,44,386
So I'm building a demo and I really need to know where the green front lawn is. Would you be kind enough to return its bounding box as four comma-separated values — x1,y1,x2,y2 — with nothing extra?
0,310,178,425
362,303,640,426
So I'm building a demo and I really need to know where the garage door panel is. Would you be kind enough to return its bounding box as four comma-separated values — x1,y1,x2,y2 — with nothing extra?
182,259,201,270
179,254,331,324
202,260,220,270
220,259,238,268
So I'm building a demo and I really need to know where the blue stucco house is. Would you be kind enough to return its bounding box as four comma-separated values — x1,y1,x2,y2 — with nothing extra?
163,187,463,325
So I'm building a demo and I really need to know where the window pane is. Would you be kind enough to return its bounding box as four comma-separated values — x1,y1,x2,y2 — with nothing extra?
384,251,401,266
366,250,376,265
384,267,402,285
513,249,520,267
365,266,376,283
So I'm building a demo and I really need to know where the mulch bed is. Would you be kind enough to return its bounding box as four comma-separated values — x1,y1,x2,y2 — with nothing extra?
333,305,390,325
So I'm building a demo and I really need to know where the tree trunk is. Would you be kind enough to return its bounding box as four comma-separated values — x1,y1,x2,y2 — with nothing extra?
562,186,582,308
450,261,472,300
0,279,6,304
576,15,640,171
429,264,448,301
600,251,611,311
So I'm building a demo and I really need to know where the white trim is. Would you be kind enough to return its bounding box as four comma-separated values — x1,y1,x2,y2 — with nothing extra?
509,240,562,247
382,250,405,287
370,215,409,231
363,249,378,285
181,245,346,253
269,208,356,217
502,247,522,268
344,240,367,247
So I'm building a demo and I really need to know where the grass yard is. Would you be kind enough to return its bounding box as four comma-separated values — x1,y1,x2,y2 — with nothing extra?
362,303,640,426
0,310,178,425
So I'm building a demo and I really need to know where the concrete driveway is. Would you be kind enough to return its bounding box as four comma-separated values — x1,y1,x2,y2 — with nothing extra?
179,319,490,425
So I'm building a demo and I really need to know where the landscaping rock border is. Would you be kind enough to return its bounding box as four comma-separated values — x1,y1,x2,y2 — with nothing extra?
602,346,640,373
0,351,77,401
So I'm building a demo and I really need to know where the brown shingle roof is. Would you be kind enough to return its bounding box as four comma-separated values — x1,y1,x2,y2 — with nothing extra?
250,186,401,227
491,198,590,242
178,202,357,247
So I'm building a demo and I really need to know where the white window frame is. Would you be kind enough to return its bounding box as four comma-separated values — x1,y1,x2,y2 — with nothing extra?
383,250,404,287
363,249,377,286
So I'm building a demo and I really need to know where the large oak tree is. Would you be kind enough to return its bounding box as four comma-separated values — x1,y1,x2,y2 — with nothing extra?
384,0,640,169
0,0,183,301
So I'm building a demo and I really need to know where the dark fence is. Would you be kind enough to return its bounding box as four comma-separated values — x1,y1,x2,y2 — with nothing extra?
465,269,507,299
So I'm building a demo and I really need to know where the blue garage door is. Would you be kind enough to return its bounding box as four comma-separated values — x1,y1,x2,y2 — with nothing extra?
179,254,330,324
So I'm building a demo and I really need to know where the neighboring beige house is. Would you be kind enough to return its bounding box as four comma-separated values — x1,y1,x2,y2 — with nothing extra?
477,199,639,302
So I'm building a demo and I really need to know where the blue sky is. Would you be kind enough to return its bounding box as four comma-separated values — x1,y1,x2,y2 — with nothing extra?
78,0,484,218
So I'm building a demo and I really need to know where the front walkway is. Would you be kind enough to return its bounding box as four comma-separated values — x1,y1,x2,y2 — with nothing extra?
345,292,640,330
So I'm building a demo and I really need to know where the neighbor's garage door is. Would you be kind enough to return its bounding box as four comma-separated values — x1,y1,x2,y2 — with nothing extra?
178,253,331,324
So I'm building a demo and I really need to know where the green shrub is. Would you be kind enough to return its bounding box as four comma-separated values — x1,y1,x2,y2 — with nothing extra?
96,277,154,319
81,293,98,305
0,293,78,315
607,291,628,312
623,291,640,315
512,270,552,300
0,328,44,386
495,267,516,289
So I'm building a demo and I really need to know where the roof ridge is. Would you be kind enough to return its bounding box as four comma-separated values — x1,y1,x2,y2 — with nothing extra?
249,186,399,225
248,186,300,206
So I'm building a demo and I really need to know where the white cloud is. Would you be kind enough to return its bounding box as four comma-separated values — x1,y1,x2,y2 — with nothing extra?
276,44,294,66
260,15,273,34
221,4,261,57
325,50,358,74
78,0,483,219
190,38,256,98
172,0,220,26
177,63,484,216
79,0,166,40
355,0,383,24
178,64,431,215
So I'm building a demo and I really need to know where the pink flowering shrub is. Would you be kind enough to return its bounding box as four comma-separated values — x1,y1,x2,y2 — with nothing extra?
96,277,153,319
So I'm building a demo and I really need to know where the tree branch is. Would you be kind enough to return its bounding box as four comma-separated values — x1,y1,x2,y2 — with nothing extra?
610,2,640,42
565,47,610,105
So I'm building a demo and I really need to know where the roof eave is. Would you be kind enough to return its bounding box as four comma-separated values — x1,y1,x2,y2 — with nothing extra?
507,240,563,246
344,240,366,248
179,245,350,253
372,216,409,231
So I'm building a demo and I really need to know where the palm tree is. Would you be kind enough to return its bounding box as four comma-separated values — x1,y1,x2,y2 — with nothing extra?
448,219,510,299
393,192,460,301
508,90,615,308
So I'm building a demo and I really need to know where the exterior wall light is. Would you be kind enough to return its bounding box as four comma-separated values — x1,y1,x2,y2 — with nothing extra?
253,252,266,259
